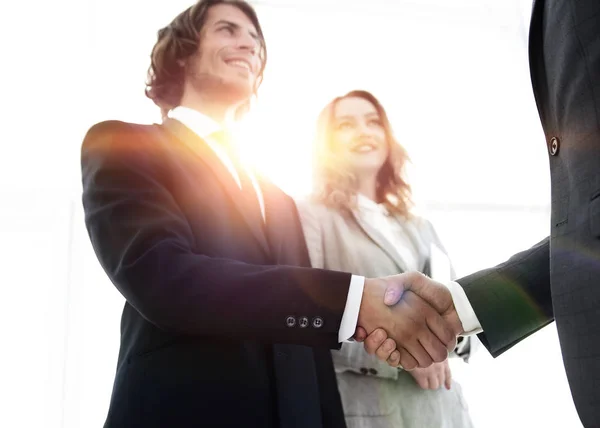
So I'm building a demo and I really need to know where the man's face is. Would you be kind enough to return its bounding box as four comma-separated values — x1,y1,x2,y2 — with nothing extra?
185,4,262,103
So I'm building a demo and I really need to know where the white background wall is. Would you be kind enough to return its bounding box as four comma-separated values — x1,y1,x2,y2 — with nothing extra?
0,0,583,427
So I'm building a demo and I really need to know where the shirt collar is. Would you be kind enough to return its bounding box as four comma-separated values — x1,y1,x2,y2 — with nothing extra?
357,193,389,215
168,106,222,140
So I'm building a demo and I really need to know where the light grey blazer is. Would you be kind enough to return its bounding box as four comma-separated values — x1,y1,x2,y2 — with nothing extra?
297,199,474,428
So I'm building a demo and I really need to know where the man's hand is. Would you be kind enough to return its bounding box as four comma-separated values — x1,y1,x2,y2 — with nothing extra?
409,359,452,390
381,272,464,337
356,273,460,370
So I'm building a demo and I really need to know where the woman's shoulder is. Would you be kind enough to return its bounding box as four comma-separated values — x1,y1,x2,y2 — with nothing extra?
396,209,429,227
397,211,440,238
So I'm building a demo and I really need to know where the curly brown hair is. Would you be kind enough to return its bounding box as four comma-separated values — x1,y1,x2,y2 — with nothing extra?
145,0,267,119
312,90,413,217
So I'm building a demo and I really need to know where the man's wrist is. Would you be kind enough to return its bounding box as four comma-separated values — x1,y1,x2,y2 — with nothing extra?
358,278,378,327
338,275,366,343
446,280,483,335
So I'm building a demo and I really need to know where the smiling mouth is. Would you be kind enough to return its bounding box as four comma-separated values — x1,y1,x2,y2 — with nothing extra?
225,59,252,73
351,143,378,153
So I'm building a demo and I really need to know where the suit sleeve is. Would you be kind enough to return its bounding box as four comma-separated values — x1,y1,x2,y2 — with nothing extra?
81,121,350,348
457,237,554,357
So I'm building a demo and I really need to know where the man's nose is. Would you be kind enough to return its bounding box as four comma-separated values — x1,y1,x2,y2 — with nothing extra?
237,32,258,55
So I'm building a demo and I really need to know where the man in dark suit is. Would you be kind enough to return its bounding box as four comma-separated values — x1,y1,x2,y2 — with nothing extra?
81,1,459,427
377,1,600,425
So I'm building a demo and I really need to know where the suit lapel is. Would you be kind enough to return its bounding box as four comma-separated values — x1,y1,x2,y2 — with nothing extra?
400,219,430,272
350,210,408,272
161,119,270,255
528,0,546,121
259,178,310,266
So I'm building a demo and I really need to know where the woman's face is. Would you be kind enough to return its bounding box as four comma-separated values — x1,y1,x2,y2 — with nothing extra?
331,96,389,177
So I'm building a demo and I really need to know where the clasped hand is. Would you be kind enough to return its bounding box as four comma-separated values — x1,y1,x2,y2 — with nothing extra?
354,272,464,370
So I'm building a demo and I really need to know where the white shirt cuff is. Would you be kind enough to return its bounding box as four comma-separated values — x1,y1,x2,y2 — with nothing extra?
446,280,483,335
338,275,365,342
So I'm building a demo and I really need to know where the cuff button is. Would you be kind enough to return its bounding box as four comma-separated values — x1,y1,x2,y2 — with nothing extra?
312,317,323,328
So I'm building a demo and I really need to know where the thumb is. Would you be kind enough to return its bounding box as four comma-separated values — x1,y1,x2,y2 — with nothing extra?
383,277,406,306
408,274,453,315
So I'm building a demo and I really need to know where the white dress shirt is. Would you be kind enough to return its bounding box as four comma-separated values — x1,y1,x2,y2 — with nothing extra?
168,106,364,342
169,106,266,219
447,281,483,335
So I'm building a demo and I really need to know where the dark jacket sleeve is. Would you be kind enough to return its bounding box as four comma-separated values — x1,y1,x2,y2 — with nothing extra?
457,237,554,357
81,121,350,347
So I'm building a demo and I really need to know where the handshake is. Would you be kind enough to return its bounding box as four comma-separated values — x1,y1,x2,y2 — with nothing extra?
354,272,465,370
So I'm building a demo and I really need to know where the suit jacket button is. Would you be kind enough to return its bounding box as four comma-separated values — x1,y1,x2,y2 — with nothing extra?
285,316,296,327
360,367,369,375
549,136,560,156
312,317,323,328
369,368,378,375
299,316,309,328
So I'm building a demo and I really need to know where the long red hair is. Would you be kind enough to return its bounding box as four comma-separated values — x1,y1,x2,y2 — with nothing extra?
312,90,413,217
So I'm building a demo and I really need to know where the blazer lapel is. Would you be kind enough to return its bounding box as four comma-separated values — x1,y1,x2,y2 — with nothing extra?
161,119,270,255
259,178,310,265
350,210,408,272
399,219,430,272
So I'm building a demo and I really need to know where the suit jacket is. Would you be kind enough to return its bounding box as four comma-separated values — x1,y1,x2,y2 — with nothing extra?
458,0,600,425
81,118,349,428
297,200,473,428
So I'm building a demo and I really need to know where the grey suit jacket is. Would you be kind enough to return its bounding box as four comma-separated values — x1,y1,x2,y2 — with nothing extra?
458,1,600,425
297,199,471,381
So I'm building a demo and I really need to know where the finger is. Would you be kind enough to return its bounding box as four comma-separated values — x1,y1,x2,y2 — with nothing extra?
353,326,368,342
429,375,440,390
387,350,402,367
404,341,433,369
415,373,429,389
419,325,453,362
363,328,387,355
426,309,458,353
407,290,456,354
398,348,418,371
375,338,397,362
404,292,453,361
444,362,452,390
